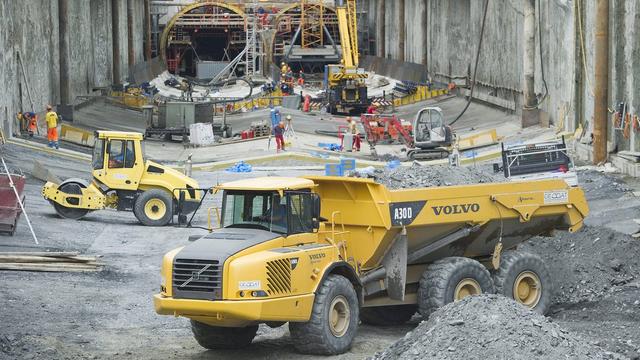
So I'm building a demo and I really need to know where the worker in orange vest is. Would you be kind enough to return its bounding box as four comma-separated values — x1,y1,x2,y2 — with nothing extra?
45,105,59,149
25,111,37,138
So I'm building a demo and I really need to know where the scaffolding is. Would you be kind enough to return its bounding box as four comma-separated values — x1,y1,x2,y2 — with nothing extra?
301,0,324,48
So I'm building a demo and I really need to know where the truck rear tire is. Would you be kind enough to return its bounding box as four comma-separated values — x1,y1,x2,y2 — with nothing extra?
133,189,173,226
190,320,258,350
417,257,494,318
492,251,552,315
359,305,416,326
289,274,359,355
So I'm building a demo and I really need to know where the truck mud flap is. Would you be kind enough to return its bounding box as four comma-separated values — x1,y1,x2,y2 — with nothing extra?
382,229,408,301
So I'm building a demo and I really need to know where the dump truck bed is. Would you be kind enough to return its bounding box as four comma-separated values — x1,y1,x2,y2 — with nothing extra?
306,176,588,270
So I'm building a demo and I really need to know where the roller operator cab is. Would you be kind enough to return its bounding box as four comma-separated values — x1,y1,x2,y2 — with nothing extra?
42,131,200,226
154,175,589,355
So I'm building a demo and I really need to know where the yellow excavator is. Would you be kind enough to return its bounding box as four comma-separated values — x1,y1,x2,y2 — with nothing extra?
155,175,588,354
326,0,369,114
42,131,200,226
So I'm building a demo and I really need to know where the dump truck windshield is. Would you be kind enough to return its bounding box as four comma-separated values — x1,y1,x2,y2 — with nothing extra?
92,139,105,170
221,191,288,234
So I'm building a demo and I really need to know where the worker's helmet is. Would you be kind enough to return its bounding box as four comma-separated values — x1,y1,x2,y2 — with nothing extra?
279,121,285,127
281,62,286,66
346,116,352,122
46,104,52,110
286,115,292,120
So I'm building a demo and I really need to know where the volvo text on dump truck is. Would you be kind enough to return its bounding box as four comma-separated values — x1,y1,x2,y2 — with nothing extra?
154,176,588,355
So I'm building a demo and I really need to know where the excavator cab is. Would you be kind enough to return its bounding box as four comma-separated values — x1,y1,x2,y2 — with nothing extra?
414,107,446,145
406,107,453,160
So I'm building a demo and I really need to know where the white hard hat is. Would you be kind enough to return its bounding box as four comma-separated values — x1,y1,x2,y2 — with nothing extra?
286,115,292,120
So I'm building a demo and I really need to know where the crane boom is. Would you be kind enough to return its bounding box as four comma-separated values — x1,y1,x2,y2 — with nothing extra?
336,0,358,68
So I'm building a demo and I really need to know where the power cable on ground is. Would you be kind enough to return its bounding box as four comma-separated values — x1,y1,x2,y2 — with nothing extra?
450,0,489,126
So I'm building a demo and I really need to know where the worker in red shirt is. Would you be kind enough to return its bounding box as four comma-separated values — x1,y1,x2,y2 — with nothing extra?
273,120,286,152
366,104,378,114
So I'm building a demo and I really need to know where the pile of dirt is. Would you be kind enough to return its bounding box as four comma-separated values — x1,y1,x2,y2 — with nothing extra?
368,163,503,189
521,226,640,304
372,295,619,360
578,169,631,200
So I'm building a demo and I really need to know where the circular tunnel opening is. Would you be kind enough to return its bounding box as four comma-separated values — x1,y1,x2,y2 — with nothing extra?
163,3,246,79
272,4,340,75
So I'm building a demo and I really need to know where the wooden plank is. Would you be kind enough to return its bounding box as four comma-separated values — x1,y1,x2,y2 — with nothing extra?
0,255,99,264
0,251,80,257
0,263,101,272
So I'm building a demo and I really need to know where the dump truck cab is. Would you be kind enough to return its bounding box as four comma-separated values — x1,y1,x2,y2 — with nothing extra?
42,131,200,226
155,175,588,355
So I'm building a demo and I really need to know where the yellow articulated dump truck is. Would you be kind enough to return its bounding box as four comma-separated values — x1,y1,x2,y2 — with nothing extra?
154,176,588,355
42,131,200,226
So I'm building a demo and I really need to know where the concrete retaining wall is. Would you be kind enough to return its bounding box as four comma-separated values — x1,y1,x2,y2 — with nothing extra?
365,0,640,158
0,0,146,136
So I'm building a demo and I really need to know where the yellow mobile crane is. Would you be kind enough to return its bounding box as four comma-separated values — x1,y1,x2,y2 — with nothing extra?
326,0,369,114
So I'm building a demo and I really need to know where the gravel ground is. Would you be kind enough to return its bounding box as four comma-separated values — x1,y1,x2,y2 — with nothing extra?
2,142,640,359
372,295,620,360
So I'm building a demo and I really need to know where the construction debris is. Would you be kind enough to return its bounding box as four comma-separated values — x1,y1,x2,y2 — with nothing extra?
0,252,103,272
372,295,616,360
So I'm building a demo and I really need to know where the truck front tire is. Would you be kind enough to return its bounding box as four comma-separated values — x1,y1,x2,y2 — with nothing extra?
289,274,359,355
492,251,552,314
417,257,494,318
133,189,173,226
190,320,258,350
360,305,416,326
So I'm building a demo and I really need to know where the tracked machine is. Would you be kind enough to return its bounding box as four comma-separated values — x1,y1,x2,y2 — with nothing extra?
361,107,454,160
155,174,588,354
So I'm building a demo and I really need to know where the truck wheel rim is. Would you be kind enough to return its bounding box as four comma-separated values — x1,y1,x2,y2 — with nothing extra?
454,278,481,300
145,199,166,220
513,271,542,307
329,295,350,337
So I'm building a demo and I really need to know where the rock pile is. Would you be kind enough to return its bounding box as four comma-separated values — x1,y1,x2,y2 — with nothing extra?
521,226,640,304
369,163,503,189
371,295,619,360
